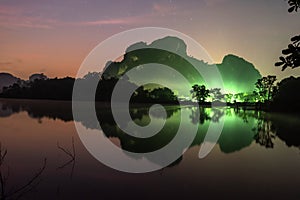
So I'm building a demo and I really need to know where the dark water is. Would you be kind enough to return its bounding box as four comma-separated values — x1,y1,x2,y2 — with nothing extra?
0,99,300,199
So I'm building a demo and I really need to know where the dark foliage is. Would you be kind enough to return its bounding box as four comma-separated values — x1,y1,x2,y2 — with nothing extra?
0,77,75,100
275,0,300,70
253,75,277,102
190,84,210,103
275,35,300,70
271,76,300,111
286,0,300,12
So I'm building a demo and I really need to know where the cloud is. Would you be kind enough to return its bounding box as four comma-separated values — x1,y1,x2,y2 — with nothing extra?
80,2,179,27
82,18,135,26
81,3,177,27
81,14,157,26
152,2,177,15
0,5,57,29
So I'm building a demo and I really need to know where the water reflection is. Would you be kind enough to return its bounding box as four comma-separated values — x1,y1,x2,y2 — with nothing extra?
0,99,299,154
1,99,300,199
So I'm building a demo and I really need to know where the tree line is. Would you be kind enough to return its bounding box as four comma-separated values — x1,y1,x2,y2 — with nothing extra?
191,75,300,112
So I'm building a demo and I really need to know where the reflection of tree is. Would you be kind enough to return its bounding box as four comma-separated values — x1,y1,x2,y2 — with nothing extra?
0,143,46,200
252,113,276,148
189,107,210,125
0,100,181,131
210,108,224,123
97,104,181,153
0,100,73,122
233,109,257,123
189,107,224,124
269,114,300,148
2,99,300,165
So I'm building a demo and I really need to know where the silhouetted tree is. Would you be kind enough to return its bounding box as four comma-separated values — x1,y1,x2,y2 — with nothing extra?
209,88,224,102
224,93,233,103
149,87,177,103
253,76,277,102
0,77,75,100
233,93,245,102
0,143,47,200
271,76,300,111
131,86,177,103
275,35,300,70
84,72,101,82
191,84,210,103
286,0,300,12
275,0,300,70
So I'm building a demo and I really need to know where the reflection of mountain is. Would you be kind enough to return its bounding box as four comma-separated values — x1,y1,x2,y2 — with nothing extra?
97,104,181,153
103,36,261,96
189,108,256,153
0,102,14,117
1,99,299,167
0,99,74,121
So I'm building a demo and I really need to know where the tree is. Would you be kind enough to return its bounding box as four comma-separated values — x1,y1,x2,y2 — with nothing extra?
275,35,300,70
275,0,300,70
83,72,101,81
191,84,210,103
286,0,300,12
224,93,234,103
254,76,277,102
271,76,300,111
149,87,177,102
209,88,224,102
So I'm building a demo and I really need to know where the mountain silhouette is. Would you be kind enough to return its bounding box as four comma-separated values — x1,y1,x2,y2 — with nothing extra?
217,54,261,93
0,73,20,92
1,36,262,100
103,36,261,96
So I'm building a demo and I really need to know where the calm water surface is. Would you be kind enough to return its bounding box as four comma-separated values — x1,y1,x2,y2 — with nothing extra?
0,99,300,199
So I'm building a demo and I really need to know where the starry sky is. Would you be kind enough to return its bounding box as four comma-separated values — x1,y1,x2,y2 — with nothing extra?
0,0,299,80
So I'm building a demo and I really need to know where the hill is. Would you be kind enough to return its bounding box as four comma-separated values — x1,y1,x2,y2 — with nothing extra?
103,36,261,96
0,73,20,92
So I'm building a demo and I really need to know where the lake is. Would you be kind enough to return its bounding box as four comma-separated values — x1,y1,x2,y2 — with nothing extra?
0,99,300,199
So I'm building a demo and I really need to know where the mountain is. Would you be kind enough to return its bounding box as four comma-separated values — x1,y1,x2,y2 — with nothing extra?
103,36,262,96
29,73,48,82
217,54,261,93
0,73,20,92
0,37,263,100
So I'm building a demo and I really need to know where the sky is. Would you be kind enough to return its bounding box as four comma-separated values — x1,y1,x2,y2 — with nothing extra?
0,0,299,80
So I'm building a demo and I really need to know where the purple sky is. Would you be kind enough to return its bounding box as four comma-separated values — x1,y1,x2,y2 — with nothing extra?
0,0,299,80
